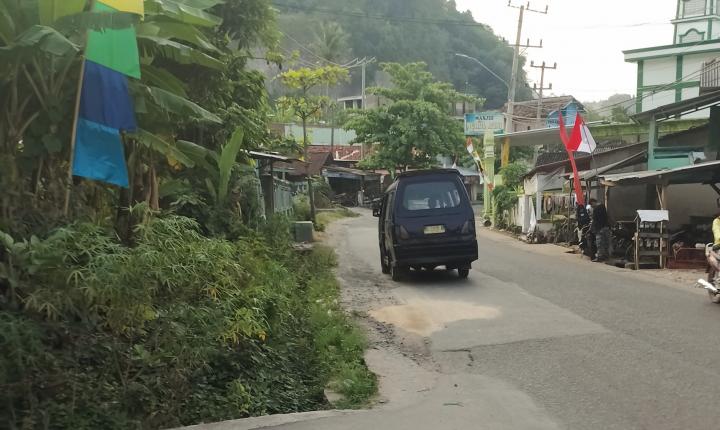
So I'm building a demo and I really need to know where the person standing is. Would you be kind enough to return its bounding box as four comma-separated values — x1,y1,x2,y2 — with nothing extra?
576,203,593,258
589,198,610,262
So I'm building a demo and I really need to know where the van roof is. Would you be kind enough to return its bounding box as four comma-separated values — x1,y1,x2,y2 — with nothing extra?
397,168,461,178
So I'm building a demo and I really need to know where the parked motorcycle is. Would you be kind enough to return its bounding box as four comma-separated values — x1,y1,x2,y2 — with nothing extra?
698,243,720,303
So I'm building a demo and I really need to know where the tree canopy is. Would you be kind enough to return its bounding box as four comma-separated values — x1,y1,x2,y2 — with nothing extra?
346,62,478,173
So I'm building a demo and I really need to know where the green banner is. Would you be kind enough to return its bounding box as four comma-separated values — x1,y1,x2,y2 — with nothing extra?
85,2,140,79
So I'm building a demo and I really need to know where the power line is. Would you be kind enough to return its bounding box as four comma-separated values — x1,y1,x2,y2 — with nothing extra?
282,32,346,67
590,39,714,116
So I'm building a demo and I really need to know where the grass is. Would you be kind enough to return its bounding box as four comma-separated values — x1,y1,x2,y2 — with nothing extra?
315,207,360,232
306,247,377,408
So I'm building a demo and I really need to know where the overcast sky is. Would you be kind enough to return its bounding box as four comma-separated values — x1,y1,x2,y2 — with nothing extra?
454,0,677,102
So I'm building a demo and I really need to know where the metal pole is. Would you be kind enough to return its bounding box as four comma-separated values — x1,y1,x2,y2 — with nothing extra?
361,61,367,110
536,62,546,127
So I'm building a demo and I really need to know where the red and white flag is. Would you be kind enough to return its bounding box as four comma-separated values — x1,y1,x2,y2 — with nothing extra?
558,111,585,206
567,115,597,154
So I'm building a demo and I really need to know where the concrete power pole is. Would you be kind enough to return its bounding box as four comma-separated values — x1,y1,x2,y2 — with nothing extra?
504,1,547,167
530,61,557,128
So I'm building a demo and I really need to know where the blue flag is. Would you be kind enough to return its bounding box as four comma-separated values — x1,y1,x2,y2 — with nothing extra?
73,118,129,187
80,60,137,131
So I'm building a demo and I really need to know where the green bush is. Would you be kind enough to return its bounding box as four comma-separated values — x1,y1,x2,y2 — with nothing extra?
0,216,375,428
293,195,312,221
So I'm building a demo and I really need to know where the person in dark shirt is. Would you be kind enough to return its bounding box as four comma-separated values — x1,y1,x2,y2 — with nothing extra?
576,203,594,258
589,198,610,262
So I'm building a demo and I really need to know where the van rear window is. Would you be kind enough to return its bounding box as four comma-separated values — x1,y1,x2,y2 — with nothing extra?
402,181,462,211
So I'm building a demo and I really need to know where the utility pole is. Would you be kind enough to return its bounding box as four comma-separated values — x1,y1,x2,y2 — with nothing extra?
504,1,547,167
530,60,556,128
358,57,376,110
361,62,367,109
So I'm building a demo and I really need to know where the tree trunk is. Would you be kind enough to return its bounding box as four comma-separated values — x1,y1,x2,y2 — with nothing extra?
303,116,316,224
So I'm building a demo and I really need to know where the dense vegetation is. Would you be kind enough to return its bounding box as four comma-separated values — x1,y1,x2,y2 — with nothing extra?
1,216,375,428
1,1,376,428
275,0,532,108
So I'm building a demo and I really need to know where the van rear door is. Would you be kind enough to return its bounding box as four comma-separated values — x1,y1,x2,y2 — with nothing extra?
395,175,472,241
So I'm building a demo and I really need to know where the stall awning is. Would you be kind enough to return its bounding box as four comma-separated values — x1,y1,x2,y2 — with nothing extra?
322,165,381,180
632,90,720,123
563,151,647,181
600,160,720,186
247,151,294,162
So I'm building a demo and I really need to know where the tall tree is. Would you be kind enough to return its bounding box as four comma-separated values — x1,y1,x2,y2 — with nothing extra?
312,21,350,64
277,65,349,221
346,62,482,174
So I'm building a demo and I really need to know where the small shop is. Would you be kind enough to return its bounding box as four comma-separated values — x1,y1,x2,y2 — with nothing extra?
600,160,720,269
321,165,381,207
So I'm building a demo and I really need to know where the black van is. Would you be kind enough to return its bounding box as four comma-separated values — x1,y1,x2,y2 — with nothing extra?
373,169,478,281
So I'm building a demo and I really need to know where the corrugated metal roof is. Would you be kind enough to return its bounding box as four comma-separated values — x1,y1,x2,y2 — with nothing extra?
563,151,647,181
632,90,720,123
600,160,720,186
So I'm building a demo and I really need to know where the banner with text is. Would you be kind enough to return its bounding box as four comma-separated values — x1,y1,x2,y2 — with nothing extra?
464,111,504,136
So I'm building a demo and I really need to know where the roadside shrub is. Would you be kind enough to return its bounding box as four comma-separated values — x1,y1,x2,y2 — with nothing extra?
293,195,311,221
0,216,375,428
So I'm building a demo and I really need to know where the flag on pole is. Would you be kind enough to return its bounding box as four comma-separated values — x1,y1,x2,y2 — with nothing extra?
567,115,597,154
558,111,585,206
73,119,130,187
466,137,482,163
85,2,141,79
98,0,144,16
80,61,137,131
70,2,142,188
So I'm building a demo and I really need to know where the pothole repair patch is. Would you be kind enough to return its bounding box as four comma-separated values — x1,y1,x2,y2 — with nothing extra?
370,300,501,336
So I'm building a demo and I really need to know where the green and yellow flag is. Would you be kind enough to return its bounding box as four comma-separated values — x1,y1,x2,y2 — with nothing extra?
85,2,141,79
98,0,144,16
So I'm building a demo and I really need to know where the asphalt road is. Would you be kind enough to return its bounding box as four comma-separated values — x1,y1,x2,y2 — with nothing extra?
188,211,720,430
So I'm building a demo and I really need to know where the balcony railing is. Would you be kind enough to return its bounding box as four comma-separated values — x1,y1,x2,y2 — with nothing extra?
700,58,720,92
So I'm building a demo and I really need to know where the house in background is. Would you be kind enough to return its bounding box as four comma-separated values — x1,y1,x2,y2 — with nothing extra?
624,0,720,116
505,96,585,133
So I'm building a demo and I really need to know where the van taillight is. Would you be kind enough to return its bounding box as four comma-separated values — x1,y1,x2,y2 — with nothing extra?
461,220,474,234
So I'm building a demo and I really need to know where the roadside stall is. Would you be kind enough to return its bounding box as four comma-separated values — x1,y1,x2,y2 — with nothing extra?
600,160,720,269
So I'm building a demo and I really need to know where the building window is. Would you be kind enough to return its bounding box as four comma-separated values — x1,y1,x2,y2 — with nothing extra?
683,0,707,17
680,28,705,42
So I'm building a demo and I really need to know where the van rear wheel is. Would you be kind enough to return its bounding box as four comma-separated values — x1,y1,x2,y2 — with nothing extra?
458,268,470,279
391,264,407,282
380,249,390,274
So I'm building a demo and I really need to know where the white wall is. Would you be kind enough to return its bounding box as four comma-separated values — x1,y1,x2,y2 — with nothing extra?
676,22,709,43
713,18,720,39
643,57,678,86
641,89,677,111
684,52,716,76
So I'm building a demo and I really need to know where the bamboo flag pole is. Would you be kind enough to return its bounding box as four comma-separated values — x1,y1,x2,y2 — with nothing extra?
63,0,95,217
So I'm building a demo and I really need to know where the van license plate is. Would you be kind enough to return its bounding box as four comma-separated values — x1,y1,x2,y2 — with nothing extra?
424,225,445,235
